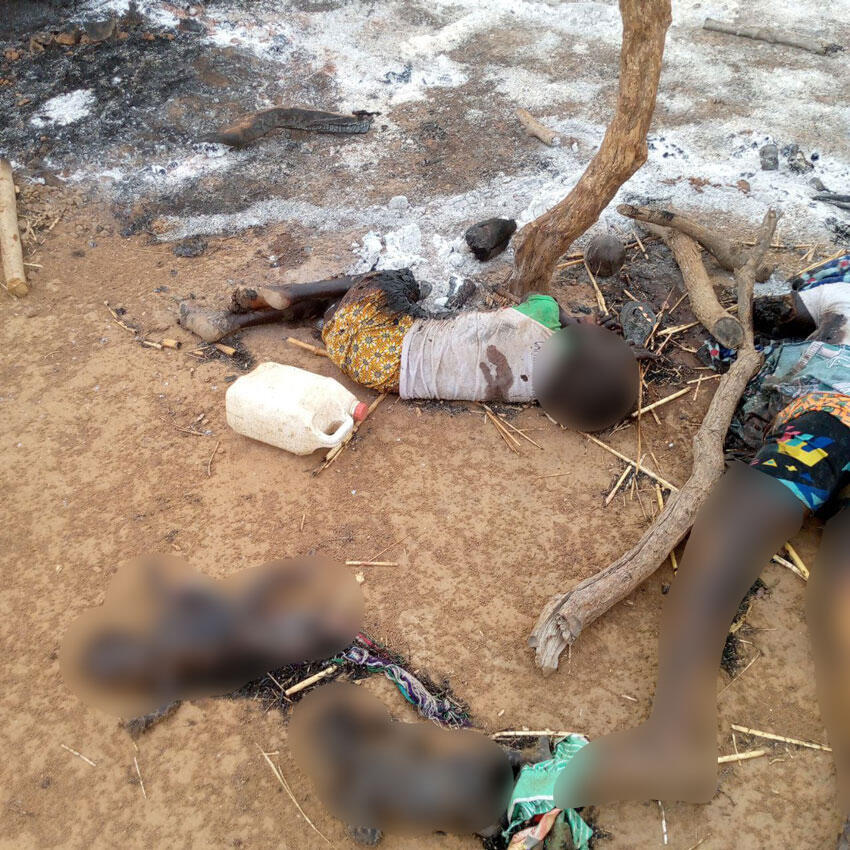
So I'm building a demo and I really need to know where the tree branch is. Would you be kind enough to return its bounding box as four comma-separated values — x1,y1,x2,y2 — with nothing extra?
529,208,779,673
618,204,775,281
507,0,672,296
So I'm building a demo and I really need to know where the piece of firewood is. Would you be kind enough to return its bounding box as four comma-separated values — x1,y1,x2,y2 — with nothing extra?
508,0,672,295
529,208,778,672
703,18,843,56
618,204,774,282
0,158,28,297
203,107,374,147
516,109,561,147
646,224,744,349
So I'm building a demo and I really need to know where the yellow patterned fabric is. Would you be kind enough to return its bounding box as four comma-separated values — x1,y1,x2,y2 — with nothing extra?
322,286,414,392
774,392,850,432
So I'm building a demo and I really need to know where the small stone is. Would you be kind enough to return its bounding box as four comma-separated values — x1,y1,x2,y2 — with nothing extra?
388,195,408,211
759,143,779,171
173,236,207,258
464,217,517,261
585,233,626,278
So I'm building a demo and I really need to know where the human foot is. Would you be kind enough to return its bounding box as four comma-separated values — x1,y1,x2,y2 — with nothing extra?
554,720,717,808
178,302,236,342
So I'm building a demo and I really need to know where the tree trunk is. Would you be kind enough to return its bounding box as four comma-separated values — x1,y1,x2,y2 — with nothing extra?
508,0,672,296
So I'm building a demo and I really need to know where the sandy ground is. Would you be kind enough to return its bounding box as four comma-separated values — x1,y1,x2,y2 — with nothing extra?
0,199,842,849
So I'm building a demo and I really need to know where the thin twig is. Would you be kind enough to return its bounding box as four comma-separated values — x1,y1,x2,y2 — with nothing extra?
584,433,679,491
206,439,221,477
604,465,633,506
133,756,148,799
257,746,332,845
491,729,576,739
730,724,832,752
61,744,96,767
345,560,398,567
630,386,691,418
657,800,668,846
284,665,338,697
286,337,329,357
717,750,767,764
583,259,608,313
718,651,761,696
784,542,810,580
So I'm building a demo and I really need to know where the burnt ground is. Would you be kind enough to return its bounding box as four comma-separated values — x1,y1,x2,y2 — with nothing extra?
2,1,850,849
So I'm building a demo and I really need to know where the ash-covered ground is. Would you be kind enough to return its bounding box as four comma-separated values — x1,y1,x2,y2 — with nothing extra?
2,0,849,299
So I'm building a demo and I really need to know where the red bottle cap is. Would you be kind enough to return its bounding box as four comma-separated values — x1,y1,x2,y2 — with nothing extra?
353,401,369,422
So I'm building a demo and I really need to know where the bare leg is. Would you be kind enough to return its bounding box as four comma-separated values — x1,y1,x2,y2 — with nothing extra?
248,276,360,311
808,506,850,834
179,276,360,343
556,463,805,806
179,303,299,343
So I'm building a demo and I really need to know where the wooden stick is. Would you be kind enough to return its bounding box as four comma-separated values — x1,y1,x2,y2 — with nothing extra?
795,248,846,278
60,743,96,767
784,542,810,580
530,209,777,670
161,338,181,350
618,204,773,282
0,158,28,297
482,405,521,453
584,433,679,492
658,321,700,337
630,386,690,418
206,439,221,477
368,533,412,562
133,756,148,799
655,485,678,573
516,108,561,146
318,393,386,473
604,465,633,506
491,729,576,739
632,228,649,259
508,0,672,296
717,749,767,764
214,343,237,357
284,665,338,697
583,259,608,313
482,404,543,449
345,560,398,567
772,553,808,581
286,336,329,357
257,746,332,845
730,724,832,752
646,224,744,349
105,301,137,334
703,18,843,55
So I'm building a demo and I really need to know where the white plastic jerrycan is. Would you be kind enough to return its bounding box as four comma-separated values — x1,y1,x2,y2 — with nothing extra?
226,362,368,455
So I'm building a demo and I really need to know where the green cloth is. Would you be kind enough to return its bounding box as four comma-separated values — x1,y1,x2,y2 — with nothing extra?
512,294,562,331
504,735,593,848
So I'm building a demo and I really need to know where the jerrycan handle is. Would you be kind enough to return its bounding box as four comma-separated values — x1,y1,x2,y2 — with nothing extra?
312,414,355,448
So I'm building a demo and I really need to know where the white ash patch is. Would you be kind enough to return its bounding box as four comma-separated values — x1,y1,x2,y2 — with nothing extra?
61,0,850,285
30,90,96,127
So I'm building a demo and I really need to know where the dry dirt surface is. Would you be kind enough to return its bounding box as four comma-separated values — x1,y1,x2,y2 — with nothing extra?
2,0,849,848
0,198,842,850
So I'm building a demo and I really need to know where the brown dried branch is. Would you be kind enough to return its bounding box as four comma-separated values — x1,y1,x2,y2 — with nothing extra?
508,0,672,295
529,208,779,672
618,204,775,282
